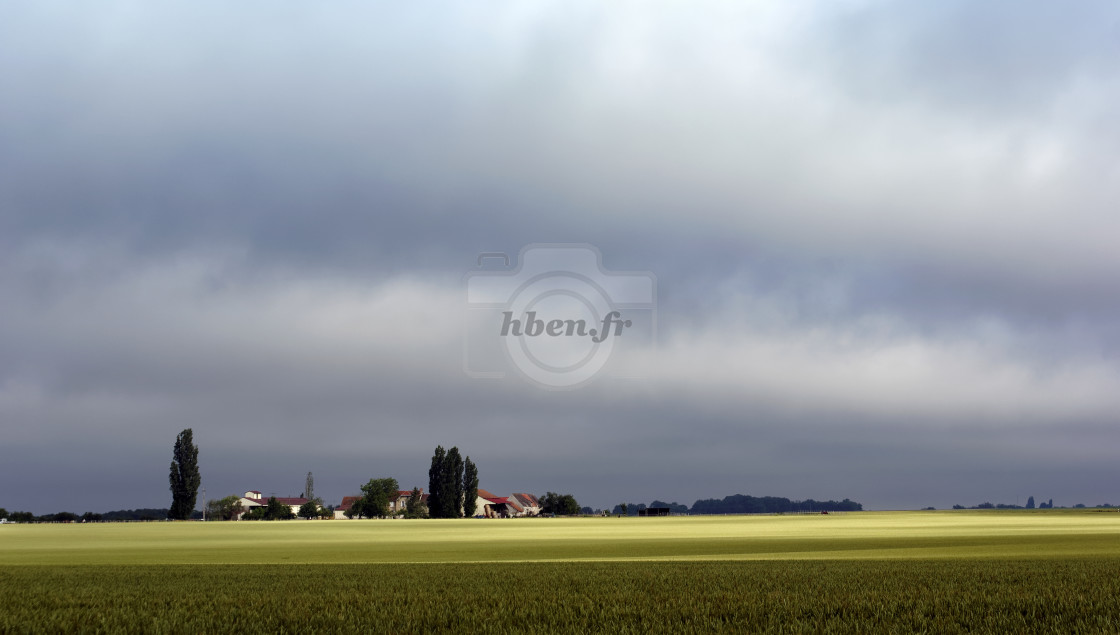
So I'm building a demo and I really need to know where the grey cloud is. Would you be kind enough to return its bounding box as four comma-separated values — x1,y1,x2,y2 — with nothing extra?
802,1,1120,118
2,2,1119,515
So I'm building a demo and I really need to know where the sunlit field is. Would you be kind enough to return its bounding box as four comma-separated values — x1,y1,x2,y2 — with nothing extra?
4,511,1120,633
3,510,1119,564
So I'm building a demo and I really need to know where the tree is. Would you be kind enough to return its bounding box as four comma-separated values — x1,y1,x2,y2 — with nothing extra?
8,511,34,523
206,496,244,521
168,429,201,520
241,507,266,520
304,472,315,500
428,446,473,518
446,447,464,518
357,478,400,519
404,487,428,519
1026,496,1036,509
463,457,479,518
428,445,447,518
298,500,321,520
0,508,7,520
540,492,580,516
263,496,295,520
620,503,628,516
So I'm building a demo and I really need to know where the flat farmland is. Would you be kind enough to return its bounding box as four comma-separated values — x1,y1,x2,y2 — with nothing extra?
3,511,1120,633
2,510,1119,564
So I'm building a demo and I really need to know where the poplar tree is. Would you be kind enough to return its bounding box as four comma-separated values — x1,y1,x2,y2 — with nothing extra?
428,446,447,518
168,429,201,520
463,457,479,517
446,447,464,518
428,446,476,518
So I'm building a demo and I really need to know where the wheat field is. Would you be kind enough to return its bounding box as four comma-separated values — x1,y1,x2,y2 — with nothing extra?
3,511,1120,633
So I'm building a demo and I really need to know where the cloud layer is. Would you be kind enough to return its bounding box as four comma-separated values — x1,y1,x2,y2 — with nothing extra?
2,1,1119,513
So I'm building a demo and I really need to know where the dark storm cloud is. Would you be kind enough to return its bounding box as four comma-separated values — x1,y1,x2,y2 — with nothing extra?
1,2,1119,514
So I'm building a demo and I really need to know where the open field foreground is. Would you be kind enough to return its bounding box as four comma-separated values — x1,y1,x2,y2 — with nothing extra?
3,560,1120,633
4,512,1120,633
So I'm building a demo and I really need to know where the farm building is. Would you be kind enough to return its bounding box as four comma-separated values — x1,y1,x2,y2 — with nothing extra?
237,490,310,519
475,489,539,518
510,493,541,516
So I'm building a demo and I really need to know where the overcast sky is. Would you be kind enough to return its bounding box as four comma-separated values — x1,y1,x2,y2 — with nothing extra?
3,2,1119,514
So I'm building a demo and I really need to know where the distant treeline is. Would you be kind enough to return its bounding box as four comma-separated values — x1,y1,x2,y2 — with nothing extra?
952,495,1055,510
2,508,203,523
612,494,863,516
950,499,1116,510
102,508,203,521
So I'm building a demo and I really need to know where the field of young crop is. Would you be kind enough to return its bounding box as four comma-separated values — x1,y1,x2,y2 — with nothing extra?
3,559,1120,633
3,511,1120,633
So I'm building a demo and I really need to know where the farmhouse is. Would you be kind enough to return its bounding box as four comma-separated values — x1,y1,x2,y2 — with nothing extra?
463,490,541,518
237,490,309,519
334,496,361,520
511,493,541,516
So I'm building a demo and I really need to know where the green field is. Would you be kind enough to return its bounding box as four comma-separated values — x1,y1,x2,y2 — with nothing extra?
3,511,1120,633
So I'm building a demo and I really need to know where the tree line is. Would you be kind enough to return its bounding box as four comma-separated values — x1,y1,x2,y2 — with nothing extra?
948,498,1119,510
0,508,189,523
612,494,863,516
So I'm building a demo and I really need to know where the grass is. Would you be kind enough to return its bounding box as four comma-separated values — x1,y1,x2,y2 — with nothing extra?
2,510,1120,564
3,511,1120,633
3,560,1120,633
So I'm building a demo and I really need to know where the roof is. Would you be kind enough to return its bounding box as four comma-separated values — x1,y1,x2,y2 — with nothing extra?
240,495,309,508
485,497,510,505
511,493,539,507
476,489,497,499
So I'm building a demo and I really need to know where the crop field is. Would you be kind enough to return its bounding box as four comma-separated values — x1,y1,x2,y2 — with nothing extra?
3,511,1120,633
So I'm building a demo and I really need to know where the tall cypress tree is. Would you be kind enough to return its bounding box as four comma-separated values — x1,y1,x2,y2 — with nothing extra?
427,446,447,518
463,457,479,518
168,429,201,520
447,447,464,518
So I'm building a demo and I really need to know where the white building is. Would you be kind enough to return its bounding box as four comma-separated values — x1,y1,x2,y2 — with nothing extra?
237,490,310,518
